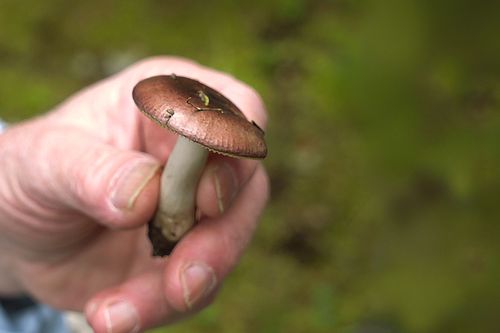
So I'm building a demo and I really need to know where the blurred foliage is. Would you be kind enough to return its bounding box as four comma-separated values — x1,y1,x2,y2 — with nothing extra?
1,0,500,332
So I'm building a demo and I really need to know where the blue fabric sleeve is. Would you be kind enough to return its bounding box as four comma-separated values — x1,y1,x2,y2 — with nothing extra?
0,120,7,133
0,297,69,333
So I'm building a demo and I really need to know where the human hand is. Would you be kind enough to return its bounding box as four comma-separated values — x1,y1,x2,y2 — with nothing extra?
0,57,269,332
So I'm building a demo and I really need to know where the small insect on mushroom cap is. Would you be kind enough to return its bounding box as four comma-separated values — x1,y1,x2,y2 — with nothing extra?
133,74,267,159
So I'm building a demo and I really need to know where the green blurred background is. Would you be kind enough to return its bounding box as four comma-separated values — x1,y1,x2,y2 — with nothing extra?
1,0,499,332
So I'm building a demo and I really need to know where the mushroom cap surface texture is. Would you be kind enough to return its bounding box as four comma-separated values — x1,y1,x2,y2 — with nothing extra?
133,75,267,159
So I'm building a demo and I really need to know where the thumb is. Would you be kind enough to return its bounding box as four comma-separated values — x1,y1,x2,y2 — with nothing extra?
17,123,161,229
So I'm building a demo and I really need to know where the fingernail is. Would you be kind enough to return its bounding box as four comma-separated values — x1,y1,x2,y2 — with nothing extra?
181,262,217,309
103,301,139,333
212,162,238,214
110,160,159,210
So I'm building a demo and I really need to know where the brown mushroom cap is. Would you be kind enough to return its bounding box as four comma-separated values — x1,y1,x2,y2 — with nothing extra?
133,75,267,159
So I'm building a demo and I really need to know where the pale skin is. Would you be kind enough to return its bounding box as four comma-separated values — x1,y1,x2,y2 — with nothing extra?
0,57,269,333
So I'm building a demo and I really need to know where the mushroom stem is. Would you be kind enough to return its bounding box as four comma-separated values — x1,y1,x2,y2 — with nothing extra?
152,136,208,252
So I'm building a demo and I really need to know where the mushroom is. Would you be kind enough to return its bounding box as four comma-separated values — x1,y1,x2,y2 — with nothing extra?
132,74,267,256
